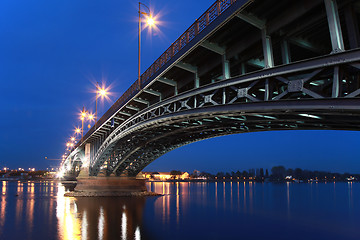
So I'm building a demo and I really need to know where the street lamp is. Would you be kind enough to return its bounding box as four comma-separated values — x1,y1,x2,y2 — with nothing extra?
80,107,88,140
138,2,156,89
75,128,81,134
95,82,108,126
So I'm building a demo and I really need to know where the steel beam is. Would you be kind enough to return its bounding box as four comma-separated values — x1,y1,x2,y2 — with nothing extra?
133,98,149,106
143,88,162,99
289,37,324,54
200,40,225,55
157,77,177,86
324,0,345,53
125,105,140,111
222,54,230,79
236,11,265,29
332,66,340,98
175,62,197,73
236,11,273,68
261,28,274,68
119,111,132,117
247,59,264,68
157,77,178,95
281,40,291,64
240,63,246,75
114,116,125,121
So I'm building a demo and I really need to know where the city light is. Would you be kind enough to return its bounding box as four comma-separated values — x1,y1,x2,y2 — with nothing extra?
71,137,75,142
75,128,81,134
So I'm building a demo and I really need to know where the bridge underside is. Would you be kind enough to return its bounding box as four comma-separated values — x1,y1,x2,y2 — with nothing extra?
91,98,360,177
62,0,360,178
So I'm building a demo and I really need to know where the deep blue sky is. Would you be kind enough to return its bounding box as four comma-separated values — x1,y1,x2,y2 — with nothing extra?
0,0,359,173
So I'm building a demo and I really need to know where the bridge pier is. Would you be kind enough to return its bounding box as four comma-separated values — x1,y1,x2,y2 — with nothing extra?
65,174,158,197
64,165,158,197
75,176,146,193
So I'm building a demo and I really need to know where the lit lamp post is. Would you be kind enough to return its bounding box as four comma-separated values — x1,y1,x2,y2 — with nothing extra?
87,113,95,129
80,107,88,141
138,2,156,89
95,82,108,127
75,127,81,136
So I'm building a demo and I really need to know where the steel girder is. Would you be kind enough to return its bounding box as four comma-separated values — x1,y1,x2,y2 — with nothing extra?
85,50,360,176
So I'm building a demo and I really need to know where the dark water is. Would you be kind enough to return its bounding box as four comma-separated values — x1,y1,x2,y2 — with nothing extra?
0,181,359,240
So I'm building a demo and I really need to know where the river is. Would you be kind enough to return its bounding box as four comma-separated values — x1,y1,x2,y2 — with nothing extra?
0,181,358,239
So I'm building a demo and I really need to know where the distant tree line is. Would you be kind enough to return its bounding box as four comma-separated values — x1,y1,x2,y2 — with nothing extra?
0,170,50,178
189,166,359,182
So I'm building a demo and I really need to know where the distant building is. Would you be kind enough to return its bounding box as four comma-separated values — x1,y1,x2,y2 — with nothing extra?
143,172,189,181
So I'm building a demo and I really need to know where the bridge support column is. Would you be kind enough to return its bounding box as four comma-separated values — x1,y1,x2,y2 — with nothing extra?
222,54,230,79
324,0,344,52
261,29,274,68
68,176,148,196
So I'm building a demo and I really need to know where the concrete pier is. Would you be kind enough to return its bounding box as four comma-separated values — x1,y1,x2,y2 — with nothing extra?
64,176,160,197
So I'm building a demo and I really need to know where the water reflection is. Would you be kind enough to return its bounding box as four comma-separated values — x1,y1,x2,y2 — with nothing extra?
55,189,146,240
0,181,358,240
0,182,6,230
15,182,23,226
348,182,353,209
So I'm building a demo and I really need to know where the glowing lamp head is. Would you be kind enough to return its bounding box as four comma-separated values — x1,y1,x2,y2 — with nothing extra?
75,128,81,134
88,114,94,121
146,16,155,27
71,137,75,141
98,88,107,97
81,111,87,118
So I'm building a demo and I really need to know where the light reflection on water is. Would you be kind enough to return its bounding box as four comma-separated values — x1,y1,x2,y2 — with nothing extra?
145,181,360,240
0,181,146,240
0,181,358,239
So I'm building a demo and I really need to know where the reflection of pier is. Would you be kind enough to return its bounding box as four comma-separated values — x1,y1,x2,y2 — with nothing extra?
76,197,145,239
56,183,147,240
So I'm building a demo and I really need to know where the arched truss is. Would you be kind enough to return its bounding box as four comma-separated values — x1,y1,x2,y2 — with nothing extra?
87,52,360,176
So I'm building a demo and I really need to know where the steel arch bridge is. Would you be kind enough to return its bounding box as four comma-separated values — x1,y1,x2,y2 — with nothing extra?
62,0,360,177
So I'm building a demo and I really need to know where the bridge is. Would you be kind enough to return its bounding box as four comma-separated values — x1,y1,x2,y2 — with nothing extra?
60,0,360,184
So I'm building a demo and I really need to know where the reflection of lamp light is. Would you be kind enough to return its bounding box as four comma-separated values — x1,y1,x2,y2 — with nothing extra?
122,211,127,240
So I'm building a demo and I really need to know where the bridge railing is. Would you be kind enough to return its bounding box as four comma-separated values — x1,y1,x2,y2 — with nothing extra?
141,0,237,87
78,0,243,148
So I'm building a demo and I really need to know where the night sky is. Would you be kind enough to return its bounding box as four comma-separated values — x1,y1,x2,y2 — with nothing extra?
0,0,359,173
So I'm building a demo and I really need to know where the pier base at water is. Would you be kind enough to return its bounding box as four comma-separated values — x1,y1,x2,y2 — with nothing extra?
64,176,160,197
